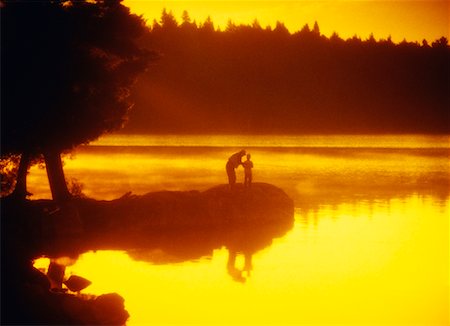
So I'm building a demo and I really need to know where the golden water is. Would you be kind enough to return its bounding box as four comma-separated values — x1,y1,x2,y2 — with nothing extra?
32,134,449,325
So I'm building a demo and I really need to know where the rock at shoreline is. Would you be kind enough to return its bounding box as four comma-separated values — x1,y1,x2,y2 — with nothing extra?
77,182,294,233
2,182,294,249
1,260,129,325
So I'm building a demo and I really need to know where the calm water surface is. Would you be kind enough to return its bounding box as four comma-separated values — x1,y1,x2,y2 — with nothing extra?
32,135,449,325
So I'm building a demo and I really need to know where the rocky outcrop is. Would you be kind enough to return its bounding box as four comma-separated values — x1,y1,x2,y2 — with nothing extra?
76,183,294,233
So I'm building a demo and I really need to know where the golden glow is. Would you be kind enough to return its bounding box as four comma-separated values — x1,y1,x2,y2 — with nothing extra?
30,135,449,324
91,134,450,148
34,195,449,325
26,134,450,200
124,0,449,43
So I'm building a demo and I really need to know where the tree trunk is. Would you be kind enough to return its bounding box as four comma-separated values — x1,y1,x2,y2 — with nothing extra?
11,152,30,200
44,151,71,203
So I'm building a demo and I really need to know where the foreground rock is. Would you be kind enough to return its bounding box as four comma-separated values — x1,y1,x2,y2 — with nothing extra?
2,264,129,325
1,248,129,325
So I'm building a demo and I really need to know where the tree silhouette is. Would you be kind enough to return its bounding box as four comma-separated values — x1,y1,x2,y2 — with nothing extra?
160,8,178,30
432,37,449,48
181,10,191,25
1,0,152,202
274,21,289,35
200,16,215,33
312,21,320,35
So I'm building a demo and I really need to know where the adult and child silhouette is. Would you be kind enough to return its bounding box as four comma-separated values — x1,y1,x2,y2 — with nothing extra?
226,150,253,189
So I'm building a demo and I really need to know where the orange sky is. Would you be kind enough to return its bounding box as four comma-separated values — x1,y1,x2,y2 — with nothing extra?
124,0,449,43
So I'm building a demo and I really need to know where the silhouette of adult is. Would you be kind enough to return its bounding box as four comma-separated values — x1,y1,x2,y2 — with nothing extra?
226,150,246,188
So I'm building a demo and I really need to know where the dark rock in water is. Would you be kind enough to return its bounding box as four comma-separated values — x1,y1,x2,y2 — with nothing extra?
64,275,92,292
202,183,294,225
1,183,293,244
76,183,294,232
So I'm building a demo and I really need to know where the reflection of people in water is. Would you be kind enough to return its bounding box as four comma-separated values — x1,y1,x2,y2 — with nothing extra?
242,153,253,188
243,252,253,277
47,260,66,292
226,249,253,283
226,150,246,188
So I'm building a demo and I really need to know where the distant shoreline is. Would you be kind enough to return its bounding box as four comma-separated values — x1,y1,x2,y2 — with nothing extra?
88,133,450,149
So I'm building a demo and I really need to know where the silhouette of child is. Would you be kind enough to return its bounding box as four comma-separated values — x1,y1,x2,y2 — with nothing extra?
243,153,253,187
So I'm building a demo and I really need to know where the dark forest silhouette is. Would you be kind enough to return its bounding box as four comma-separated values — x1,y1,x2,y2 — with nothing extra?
125,9,449,135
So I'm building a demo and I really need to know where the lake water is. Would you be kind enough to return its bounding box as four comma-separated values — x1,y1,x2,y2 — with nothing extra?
32,134,449,325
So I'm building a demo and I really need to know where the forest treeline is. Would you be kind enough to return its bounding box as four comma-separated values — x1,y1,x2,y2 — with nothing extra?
125,10,449,134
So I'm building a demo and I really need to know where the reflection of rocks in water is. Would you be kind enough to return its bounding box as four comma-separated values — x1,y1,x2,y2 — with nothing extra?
126,229,217,263
126,219,293,282
64,275,92,293
1,183,293,323
127,220,293,264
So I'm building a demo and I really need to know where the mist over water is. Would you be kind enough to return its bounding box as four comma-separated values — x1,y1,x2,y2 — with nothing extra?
28,134,449,203
32,135,449,325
